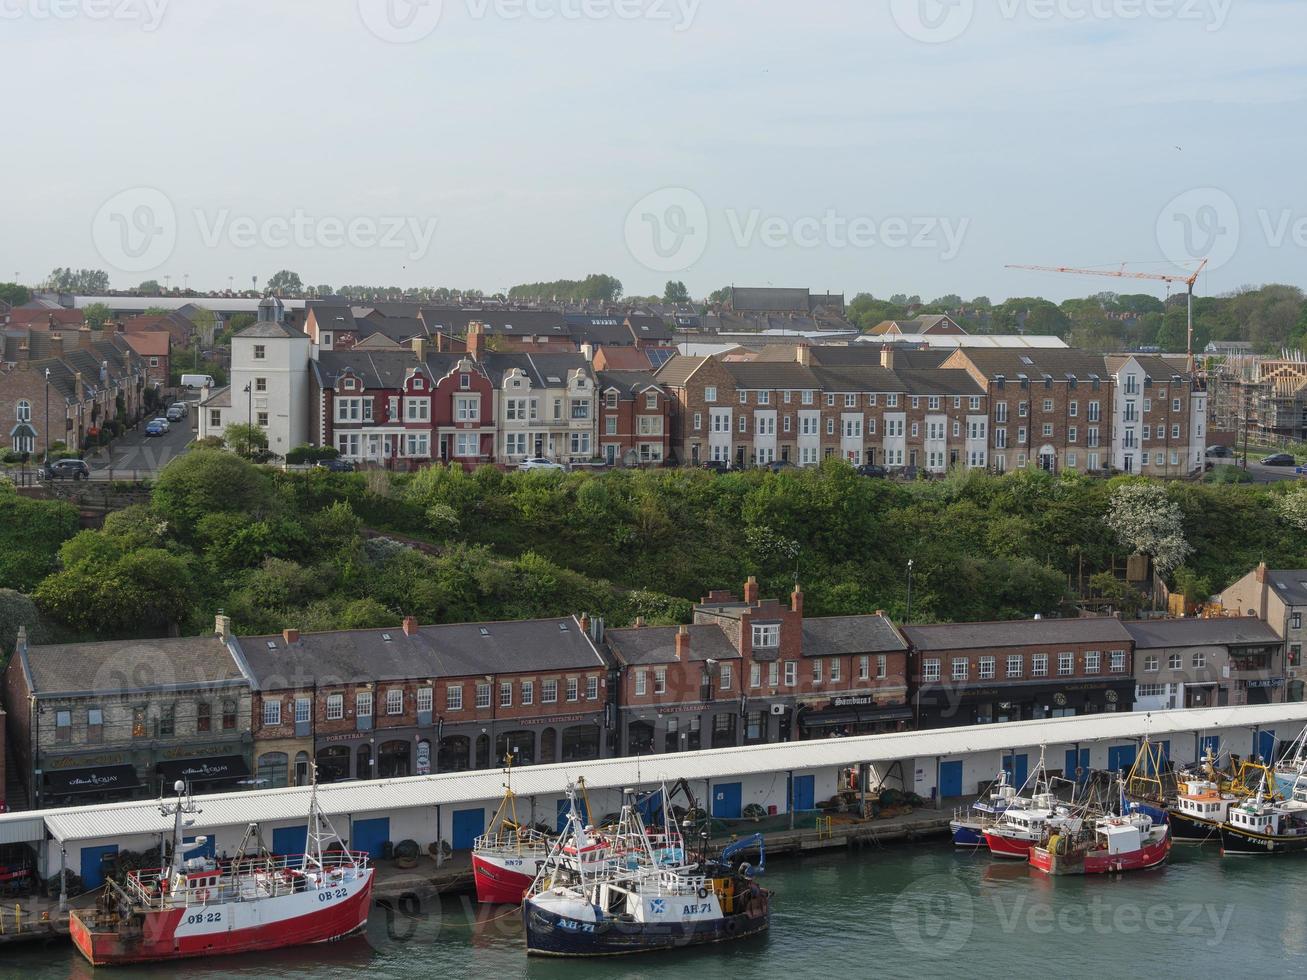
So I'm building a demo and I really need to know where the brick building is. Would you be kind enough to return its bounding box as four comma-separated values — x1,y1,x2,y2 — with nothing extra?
232,615,610,786
2,626,253,808
122,331,171,386
1105,355,1206,477
902,618,1137,730
595,370,671,466
606,579,909,755
1219,563,1307,702
1123,617,1285,711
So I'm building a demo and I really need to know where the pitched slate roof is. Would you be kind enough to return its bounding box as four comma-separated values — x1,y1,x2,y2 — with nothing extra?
626,315,674,341
729,287,810,313
605,624,740,665
480,351,590,386
654,355,706,387
1123,618,1282,650
237,320,304,339
904,617,1134,651
20,636,244,697
122,331,170,357
724,360,822,389
468,310,570,337
236,617,605,690
315,349,425,389
1258,570,1307,608
568,317,635,347
359,316,429,343
596,370,662,397
950,348,1108,380
801,615,909,657
306,304,358,332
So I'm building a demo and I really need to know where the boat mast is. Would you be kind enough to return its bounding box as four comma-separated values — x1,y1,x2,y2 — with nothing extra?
304,763,355,872
160,779,197,880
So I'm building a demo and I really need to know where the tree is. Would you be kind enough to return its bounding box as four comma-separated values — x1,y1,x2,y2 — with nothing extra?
137,280,161,294
1105,483,1192,607
82,302,113,329
152,450,272,530
223,423,269,458
0,589,39,663
1279,486,1307,531
707,286,732,305
0,282,31,307
267,270,304,296
663,280,690,304
45,268,110,293
36,548,194,634
315,284,333,297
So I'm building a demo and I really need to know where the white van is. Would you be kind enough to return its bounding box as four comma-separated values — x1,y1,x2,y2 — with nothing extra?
180,374,215,389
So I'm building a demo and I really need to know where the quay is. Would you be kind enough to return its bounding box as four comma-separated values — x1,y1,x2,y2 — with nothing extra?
2,703,1303,949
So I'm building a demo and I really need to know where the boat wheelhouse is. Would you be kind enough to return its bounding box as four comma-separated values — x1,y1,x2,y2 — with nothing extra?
950,770,1022,847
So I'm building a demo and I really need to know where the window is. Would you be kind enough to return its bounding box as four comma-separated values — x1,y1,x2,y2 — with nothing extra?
264,700,282,726
768,661,779,686
1144,655,1159,672
456,432,479,457
877,654,887,679
645,392,658,410
387,688,404,715
500,682,513,707
327,694,344,720
357,690,373,719
257,411,269,428
222,700,237,730
828,393,837,407
1293,613,1302,630
16,399,32,423
1032,655,1048,677
693,412,703,431
923,659,941,682
979,657,996,680
995,401,1008,423
704,386,717,402
405,397,430,422
752,624,780,648
194,702,210,734
1168,653,1183,670
476,683,492,709
739,390,748,404
570,400,590,420
846,394,859,408
586,676,599,700
1085,651,1100,672
830,658,841,683
1110,650,1126,673
1068,426,1077,443
455,396,479,421
1058,652,1074,676
506,397,528,420
750,663,761,687
784,661,797,686
721,664,733,690
1138,683,1165,698
132,705,147,738
758,391,770,406
1006,655,1022,678
296,697,312,724
210,409,222,429
1193,652,1207,669
506,432,527,456
569,431,591,455
87,707,104,743
255,376,267,393
253,344,266,360
951,658,969,681
1043,399,1054,413
635,670,647,696
55,709,71,743
543,680,558,703
1019,401,1028,417
1042,423,1053,437
802,390,815,405
521,681,534,705
568,677,581,701
812,659,823,684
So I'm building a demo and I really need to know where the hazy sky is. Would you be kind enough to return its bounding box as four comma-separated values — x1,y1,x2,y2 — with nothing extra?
4,0,1305,303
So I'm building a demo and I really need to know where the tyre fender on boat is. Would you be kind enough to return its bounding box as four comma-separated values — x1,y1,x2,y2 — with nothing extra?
698,887,710,900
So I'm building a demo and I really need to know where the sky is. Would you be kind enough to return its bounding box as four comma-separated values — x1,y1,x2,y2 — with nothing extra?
3,0,1306,304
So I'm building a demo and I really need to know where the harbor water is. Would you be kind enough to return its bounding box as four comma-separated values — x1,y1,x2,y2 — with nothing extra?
7,842,1306,979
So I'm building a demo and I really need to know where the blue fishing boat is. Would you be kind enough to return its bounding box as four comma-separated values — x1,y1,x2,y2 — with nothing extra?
949,770,1020,847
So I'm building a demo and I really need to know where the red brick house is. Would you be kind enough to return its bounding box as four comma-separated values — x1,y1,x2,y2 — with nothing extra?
596,370,671,466
122,331,171,386
606,578,910,754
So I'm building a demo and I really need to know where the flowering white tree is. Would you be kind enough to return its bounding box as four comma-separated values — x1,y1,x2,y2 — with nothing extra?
1104,483,1192,575
1279,486,1307,532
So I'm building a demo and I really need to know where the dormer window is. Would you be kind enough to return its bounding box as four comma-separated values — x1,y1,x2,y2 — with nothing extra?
343,378,355,390
752,624,780,648
460,373,470,390
413,378,424,390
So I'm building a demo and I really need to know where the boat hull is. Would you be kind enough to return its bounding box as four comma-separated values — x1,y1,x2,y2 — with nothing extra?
982,830,1034,859
1220,826,1307,856
524,902,769,957
70,870,373,966
1030,836,1170,875
472,852,542,905
950,822,986,848
1166,811,1223,843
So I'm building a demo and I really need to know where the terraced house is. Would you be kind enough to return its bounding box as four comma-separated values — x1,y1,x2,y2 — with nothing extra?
482,350,597,464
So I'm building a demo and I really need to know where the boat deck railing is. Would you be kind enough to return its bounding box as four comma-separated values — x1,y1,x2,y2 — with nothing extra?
122,851,370,909
474,831,552,854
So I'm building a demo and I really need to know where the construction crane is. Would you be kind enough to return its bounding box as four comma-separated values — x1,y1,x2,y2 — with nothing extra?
1005,259,1209,365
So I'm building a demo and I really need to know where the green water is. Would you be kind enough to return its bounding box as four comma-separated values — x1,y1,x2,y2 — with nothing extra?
8,843,1306,979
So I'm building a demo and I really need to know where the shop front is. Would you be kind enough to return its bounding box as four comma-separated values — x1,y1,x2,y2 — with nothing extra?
914,678,1137,729
155,755,250,793
798,696,913,738
42,760,141,804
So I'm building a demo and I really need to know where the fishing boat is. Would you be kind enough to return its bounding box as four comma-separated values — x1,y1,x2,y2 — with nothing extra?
980,748,1081,858
1122,735,1177,826
1273,725,1307,798
1219,772,1307,856
522,784,770,957
70,774,372,965
472,758,559,904
949,770,1022,848
1167,773,1239,843
1030,782,1170,875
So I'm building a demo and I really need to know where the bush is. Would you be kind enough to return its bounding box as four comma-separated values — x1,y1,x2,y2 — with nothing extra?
285,445,340,465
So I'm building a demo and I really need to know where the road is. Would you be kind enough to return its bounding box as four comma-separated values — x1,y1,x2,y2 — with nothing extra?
1211,459,1304,484
86,404,197,478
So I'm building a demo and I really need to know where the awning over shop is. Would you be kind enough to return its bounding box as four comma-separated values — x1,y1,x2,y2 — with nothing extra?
799,706,914,729
44,765,140,796
156,756,249,785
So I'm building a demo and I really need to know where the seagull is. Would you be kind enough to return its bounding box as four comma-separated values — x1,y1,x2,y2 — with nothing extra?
1174,146,1183,151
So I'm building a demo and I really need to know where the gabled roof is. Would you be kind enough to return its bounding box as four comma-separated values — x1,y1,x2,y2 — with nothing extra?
568,316,635,347
606,624,740,665
121,331,170,358
904,617,1134,651
480,351,591,387
1124,618,1282,650
237,320,304,340
1259,570,1307,608
626,314,674,341
306,304,358,332
359,316,429,343
948,348,1108,380
654,355,706,387
724,360,822,390
314,349,425,389
801,615,908,657
21,636,244,697
596,370,663,397
469,310,570,336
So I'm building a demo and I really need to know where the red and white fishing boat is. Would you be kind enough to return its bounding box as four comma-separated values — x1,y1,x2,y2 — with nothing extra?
70,774,373,965
980,748,1081,858
472,760,558,904
1030,784,1171,875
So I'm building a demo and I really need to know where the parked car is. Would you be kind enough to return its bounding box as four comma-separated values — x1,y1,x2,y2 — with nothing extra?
44,459,90,480
1205,445,1234,458
764,460,795,473
165,403,188,422
317,459,356,472
1261,453,1296,467
699,460,731,474
856,463,889,478
149,417,171,433
145,419,168,437
519,457,566,471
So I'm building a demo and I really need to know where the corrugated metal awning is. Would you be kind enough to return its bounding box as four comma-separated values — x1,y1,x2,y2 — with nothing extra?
0,816,46,846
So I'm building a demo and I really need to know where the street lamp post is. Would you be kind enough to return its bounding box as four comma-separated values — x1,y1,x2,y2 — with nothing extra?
43,368,50,467
905,559,914,623
244,383,252,457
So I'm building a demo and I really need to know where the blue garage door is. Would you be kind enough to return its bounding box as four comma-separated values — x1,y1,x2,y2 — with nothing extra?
1256,730,1277,763
1108,744,1137,774
939,761,964,799
80,844,118,890
1003,754,1029,789
182,835,215,861
452,808,485,851
1065,749,1090,785
791,774,816,811
556,796,589,831
272,825,308,866
352,817,390,859
712,782,742,820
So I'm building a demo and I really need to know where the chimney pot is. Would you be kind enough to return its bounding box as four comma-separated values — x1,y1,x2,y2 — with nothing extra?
579,612,590,634
403,615,419,636
282,628,300,645
743,576,760,604
214,613,232,641
791,584,804,616
675,624,690,660
1255,562,1267,584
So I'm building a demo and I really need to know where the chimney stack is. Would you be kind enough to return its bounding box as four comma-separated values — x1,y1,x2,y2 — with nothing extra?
411,337,426,361
791,583,803,616
78,325,93,349
675,624,690,660
795,345,810,367
581,342,594,363
49,333,63,357
579,612,590,635
214,613,232,641
467,321,484,361
880,345,895,370
403,615,419,636
282,628,300,646
744,576,759,604
1256,561,1267,584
